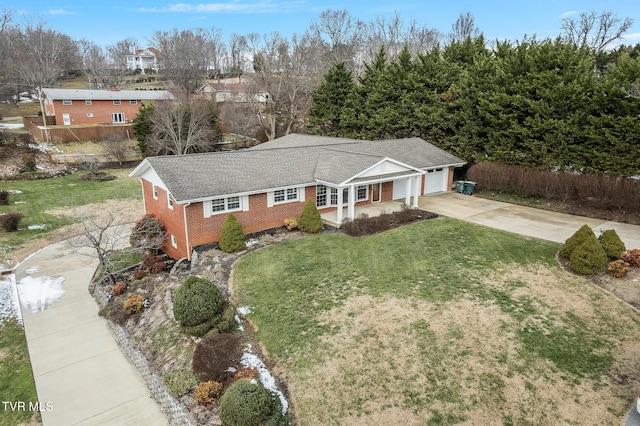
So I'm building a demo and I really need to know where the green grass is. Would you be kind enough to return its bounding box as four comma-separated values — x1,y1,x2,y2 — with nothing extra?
0,169,141,262
233,218,640,424
0,319,40,426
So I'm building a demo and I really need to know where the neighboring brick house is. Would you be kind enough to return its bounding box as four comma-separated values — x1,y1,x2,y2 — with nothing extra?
126,47,162,73
40,88,175,126
129,133,465,260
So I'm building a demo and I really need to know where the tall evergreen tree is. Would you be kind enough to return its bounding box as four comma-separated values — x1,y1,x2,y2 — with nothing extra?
308,62,354,135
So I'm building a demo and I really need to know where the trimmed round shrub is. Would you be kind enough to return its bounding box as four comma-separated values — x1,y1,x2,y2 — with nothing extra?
173,276,224,327
219,214,246,253
297,199,323,233
561,224,594,259
219,378,287,426
569,234,608,275
192,333,242,384
600,229,625,260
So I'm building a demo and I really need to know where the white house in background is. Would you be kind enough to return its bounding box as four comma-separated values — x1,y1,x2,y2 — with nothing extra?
126,48,162,73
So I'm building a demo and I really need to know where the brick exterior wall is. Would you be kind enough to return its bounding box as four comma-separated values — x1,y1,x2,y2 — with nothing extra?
141,173,454,260
45,99,144,125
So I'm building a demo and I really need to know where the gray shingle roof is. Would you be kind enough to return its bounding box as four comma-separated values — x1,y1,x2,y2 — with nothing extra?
134,134,465,202
41,88,175,101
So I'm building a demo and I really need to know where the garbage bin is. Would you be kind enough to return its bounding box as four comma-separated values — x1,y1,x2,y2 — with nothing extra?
463,181,476,195
456,180,465,193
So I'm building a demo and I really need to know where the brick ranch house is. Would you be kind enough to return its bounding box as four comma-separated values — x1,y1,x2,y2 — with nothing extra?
129,134,465,260
40,88,175,126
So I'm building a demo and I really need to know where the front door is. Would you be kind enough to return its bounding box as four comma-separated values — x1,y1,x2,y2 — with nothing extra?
371,183,381,202
62,113,70,125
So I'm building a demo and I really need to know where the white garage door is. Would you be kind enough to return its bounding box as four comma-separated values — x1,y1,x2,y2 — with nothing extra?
424,168,447,194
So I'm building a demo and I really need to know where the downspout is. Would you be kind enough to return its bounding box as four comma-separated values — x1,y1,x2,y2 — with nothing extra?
183,203,192,261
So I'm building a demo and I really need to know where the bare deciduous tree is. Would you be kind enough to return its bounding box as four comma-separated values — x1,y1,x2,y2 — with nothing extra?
69,211,132,285
151,28,210,93
449,12,481,43
561,10,633,52
147,97,222,155
310,9,364,69
101,135,130,165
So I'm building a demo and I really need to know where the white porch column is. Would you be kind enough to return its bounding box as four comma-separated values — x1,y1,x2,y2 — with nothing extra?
412,176,421,207
336,187,343,224
347,185,355,220
405,178,412,206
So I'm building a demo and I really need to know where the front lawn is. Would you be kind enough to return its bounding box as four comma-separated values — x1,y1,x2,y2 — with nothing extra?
0,169,141,265
232,218,640,425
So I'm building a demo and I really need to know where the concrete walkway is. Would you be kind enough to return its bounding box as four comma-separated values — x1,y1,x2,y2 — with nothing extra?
14,241,167,426
420,192,640,249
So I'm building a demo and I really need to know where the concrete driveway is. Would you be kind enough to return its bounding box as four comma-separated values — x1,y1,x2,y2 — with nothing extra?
420,192,640,249
14,240,167,425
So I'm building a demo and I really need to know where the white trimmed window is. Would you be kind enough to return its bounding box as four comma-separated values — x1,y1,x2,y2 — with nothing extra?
113,100,121,105
167,195,174,209
210,196,242,214
129,100,137,105
316,185,327,207
62,99,72,105
273,187,299,204
87,113,93,118
152,184,158,199
171,235,177,248
357,185,368,201
85,100,92,105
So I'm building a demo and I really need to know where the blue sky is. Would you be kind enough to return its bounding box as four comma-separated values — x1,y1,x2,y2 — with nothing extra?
9,0,640,48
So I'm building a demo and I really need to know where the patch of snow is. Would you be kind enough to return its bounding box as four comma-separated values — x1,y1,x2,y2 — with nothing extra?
7,190,22,194
234,315,244,331
28,144,62,153
241,351,289,414
27,224,49,230
25,267,38,275
237,306,252,315
0,123,24,129
0,275,21,325
14,201,26,204
246,239,259,247
17,275,65,313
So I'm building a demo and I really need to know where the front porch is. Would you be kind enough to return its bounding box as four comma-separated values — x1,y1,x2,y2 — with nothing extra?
320,200,407,228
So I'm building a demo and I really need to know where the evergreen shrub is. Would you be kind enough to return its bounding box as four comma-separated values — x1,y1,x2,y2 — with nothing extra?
219,214,246,252
173,276,224,328
600,229,625,260
297,199,323,233
219,378,287,426
561,224,594,259
569,234,608,275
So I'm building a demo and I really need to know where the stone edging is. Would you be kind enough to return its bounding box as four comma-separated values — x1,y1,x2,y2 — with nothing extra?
91,273,195,426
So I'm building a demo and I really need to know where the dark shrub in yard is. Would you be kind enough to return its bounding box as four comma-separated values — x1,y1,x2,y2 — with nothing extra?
600,230,625,260
297,199,323,233
0,190,9,205
341,208,437,237
192,333,242,384
219,378,287,426
173,276,224,328
569,234,608,275
219,214,246,252
561,224,595,259
0,212,23,232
